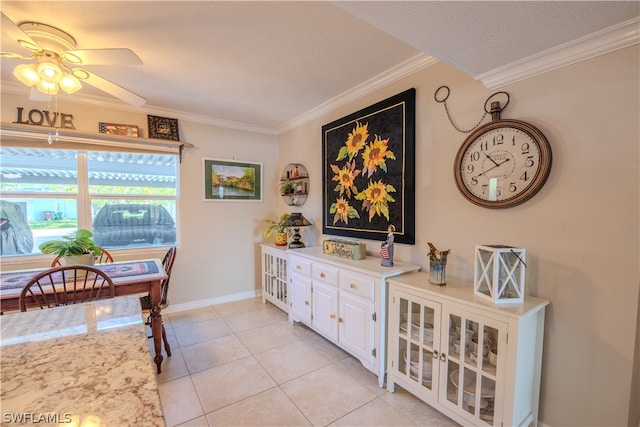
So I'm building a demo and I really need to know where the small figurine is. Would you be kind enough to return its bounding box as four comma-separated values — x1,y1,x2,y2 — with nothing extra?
380,224,395,267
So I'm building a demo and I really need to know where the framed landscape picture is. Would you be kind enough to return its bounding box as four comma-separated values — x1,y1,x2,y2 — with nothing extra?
203,158,262,202
322,88,416,244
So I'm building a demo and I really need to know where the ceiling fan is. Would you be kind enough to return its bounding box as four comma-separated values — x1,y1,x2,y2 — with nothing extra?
1,12,146,106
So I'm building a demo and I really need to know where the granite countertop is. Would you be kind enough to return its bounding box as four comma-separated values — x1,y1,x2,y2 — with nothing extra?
0,295,165,426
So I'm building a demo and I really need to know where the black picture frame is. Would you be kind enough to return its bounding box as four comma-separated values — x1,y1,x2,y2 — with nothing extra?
322,88,416,244
148,115,179,141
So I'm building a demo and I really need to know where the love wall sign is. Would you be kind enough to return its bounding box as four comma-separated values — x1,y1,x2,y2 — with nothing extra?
13,107,76,129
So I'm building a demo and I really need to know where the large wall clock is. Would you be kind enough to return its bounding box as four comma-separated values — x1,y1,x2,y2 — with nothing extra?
453,102,552,209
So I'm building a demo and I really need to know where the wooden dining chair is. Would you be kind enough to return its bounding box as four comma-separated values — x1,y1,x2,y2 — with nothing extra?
19,265,115,312
51,246,115,267
140,246,176,357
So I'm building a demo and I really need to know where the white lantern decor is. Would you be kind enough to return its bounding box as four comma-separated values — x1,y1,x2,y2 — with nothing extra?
474,245,526,304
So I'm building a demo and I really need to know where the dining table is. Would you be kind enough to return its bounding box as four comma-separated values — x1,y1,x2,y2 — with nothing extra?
0,294,165,426
0,258,168,374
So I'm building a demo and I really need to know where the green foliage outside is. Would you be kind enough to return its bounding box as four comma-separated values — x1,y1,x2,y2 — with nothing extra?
2,183,175,196
28,220,77,230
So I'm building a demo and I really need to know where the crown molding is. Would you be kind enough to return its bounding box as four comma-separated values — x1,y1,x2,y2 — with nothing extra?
0,82,279,136
476,17,640,89
278,53,438,134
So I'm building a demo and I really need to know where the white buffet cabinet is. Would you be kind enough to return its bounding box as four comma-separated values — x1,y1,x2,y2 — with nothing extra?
387,272,549,426
287,246,420,387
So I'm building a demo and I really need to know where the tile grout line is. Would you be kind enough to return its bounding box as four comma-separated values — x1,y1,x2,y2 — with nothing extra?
156,299,458,427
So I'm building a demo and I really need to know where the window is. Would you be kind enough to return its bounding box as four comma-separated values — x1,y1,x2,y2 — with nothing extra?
0,147,178,257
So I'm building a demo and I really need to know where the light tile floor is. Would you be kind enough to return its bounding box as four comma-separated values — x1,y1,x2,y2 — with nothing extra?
150,297,460,427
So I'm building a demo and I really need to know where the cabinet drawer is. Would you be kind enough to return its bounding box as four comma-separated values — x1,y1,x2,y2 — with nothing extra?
312,262,339,283
289,256,311,276
339,272,375,300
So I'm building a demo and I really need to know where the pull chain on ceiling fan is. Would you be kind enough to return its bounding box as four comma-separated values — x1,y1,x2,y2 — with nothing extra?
1,12,146,106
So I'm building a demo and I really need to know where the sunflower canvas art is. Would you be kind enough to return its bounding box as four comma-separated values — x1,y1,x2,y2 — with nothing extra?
322,89,416,244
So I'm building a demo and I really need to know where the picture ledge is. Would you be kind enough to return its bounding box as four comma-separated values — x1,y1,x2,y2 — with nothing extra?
0,121,194,152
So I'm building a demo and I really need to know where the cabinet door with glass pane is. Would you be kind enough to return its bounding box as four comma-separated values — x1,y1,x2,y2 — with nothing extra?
387,288,442,403
388,273,548,427
261,245,288,313
440,307,507,425
388,286,509,426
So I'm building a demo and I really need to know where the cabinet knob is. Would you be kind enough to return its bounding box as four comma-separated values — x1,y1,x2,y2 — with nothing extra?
350,283,357,289
432,351,439,360
338,317,344,323
296,265,302,270
330,314,336,319
320,272,325,278
305,300,309,306
440,353,447,362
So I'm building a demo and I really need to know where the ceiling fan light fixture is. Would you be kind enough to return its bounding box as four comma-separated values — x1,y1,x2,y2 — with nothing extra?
37,58,62,84
59,72,82,94
13,63,39,86
71,68,90,80
61,51,82,64
2,52,28,59
36,79,59,95
4,14,145,105
17,38,40,52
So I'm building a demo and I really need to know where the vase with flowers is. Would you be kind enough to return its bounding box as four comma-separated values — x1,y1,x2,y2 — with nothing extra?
427,242,451,286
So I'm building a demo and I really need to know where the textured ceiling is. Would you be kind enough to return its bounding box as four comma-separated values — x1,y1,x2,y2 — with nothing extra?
1,1,638,134
334,1,639,76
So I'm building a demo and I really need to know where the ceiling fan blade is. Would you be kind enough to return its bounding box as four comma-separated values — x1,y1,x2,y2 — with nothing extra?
62,48,142,66
80,70,146,106
1,12,41,55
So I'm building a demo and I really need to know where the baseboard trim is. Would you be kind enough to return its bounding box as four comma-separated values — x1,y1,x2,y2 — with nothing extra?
163,290,259,314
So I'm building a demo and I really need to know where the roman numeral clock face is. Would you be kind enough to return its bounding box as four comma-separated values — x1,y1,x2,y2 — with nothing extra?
454,119,552,208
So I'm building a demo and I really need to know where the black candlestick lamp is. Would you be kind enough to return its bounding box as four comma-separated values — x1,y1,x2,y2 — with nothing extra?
283,212,311,248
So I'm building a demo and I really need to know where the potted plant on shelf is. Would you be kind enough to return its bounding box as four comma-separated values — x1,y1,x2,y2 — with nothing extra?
263,213,292,246
39,229,103,265
280,180,295,195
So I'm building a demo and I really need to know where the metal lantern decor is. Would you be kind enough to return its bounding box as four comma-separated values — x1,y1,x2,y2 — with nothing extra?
474,245,526,304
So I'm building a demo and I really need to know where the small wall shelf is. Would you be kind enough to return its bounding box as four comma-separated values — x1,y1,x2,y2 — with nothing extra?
280,163,309,206
0,121,193,161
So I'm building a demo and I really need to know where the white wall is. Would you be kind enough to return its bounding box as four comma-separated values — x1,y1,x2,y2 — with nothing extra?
279,47,639,426
172,122,281,304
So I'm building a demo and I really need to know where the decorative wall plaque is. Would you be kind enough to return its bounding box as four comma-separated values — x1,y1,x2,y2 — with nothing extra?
322,239,366,260
147,115,179,141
